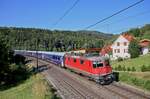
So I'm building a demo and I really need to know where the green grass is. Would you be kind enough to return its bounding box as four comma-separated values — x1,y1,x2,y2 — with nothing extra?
111,53,150,71
119,72,150,91
0,74,56,99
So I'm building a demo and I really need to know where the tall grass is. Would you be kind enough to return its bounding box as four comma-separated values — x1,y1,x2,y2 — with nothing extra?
0,74,56,99
119,72,150,91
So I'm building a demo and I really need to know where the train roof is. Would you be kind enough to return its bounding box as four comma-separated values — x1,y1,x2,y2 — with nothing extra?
65,53,108,61
15,50,66,56
41,51,66,56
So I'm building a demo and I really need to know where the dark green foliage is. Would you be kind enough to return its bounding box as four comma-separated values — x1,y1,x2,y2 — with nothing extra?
0,36,30,89
128,28,141,37
127,67,131,71
117,57,123,62
141,65,150,72
115,65,122,71
122,65,126,71
14,54,26,65
124,24,150,40
141,65,146,72
131,67,136,71
0,27,113,51
128,40,140,58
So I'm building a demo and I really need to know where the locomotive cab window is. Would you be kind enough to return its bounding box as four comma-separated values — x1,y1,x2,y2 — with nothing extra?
93,61,103,68
97,62,103,67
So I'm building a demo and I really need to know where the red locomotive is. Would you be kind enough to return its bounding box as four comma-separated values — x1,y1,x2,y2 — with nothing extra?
64,53,114,84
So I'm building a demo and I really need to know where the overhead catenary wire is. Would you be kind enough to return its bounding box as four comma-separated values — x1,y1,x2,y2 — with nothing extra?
85,0,144,30
94,10,150,30
52,0,80,27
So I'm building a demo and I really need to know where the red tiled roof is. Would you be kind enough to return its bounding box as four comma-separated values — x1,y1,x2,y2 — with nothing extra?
139,39,150,47
122,33,134,41
100,45,112,55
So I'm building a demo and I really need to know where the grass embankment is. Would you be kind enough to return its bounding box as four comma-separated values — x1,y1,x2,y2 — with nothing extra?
111,54,150,91
0,74,57,99
119,72,150,91
111,54,150,71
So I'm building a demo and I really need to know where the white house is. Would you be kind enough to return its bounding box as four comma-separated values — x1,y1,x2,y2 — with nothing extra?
111,34,134,60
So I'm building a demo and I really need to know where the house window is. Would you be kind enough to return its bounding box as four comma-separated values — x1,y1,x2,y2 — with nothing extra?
124,49,126,53
114,49,117,53
117,49,120,53
117,42,120,46
124,42,127,46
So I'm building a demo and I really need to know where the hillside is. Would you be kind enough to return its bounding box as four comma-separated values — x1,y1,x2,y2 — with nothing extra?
0,74,54,99
123,24,150,40
0,27,113,51
111,53,150,71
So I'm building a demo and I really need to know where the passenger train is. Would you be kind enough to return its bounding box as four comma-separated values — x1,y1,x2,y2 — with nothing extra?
15,50,115,84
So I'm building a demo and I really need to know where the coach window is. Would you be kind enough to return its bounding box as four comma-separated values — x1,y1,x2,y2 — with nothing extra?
58,57,60,60
74,58,76,63
53,56,55,59
80,60,84,64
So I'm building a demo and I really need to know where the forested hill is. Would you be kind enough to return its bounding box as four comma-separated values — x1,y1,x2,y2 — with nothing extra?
123,24,150,40
0,27,113,51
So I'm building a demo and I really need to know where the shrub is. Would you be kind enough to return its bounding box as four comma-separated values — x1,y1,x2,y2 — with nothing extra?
144,80,150,90
117,65,122,71
117,57,123,62
122,65,126,71
141,65,146,72
128,40,140,58
141,65,150,72
131,67,136,72
127,67,131,71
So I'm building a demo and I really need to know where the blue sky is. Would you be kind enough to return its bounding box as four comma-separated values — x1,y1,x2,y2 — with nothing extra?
0,0,150,34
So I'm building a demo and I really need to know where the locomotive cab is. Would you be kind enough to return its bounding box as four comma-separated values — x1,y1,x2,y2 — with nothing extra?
92,59,114,85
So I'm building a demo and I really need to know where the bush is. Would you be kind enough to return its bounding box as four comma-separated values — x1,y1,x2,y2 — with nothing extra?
14,54,26,65
128,40,140,58
141,65,146,72
127,67,131,71
117,65,122,71
141,65,150,72
131,67,136,72
117,57,123,62
122,65,126,71
144,80,150,90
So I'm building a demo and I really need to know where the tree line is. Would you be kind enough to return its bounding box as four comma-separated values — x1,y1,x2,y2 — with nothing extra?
0,27,113,52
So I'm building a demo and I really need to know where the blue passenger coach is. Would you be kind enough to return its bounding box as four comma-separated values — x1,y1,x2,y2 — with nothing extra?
15,50,66,67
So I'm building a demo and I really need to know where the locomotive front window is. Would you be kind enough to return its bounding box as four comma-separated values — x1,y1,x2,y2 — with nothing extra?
93,61,103,68
97,62,103,67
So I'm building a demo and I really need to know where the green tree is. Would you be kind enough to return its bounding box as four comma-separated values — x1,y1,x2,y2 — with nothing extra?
0,36,10,85
128,28,141,37
128,40,140,58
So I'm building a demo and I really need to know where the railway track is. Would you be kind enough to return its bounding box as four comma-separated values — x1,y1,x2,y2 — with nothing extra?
29,57,150,99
